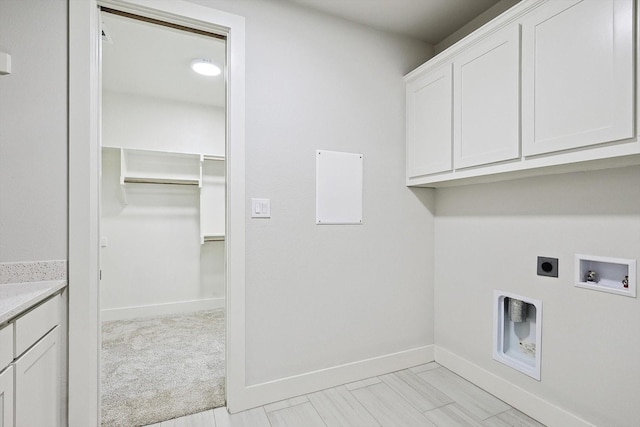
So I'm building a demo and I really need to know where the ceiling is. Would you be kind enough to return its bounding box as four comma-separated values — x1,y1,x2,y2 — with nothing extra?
101,11,226,108
285,0,504,44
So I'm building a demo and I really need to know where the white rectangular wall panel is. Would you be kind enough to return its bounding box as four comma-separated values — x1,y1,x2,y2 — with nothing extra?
316,150,363,225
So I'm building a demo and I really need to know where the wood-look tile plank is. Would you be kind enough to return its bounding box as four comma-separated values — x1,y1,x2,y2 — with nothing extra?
267,402,327,427
307,385,380,426
350,383,437,427
409,362,440,374
263,395,309,413
344,376,381,391
483,409,545,427
145,409,216,427
379,369,453,412
213,406,270,427
424,403,484,427
417,368,510,420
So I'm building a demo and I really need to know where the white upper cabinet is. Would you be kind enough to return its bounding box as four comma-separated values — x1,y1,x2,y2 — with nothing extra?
454,24,521,169
406,64,452,178
405,0,639,187
521,0,635,156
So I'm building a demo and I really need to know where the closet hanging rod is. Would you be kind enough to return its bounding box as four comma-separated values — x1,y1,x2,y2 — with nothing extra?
203,235,225,242
123,177,199,186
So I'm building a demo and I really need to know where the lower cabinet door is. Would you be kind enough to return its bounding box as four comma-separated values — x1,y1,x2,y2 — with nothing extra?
14,326,60,427
0,366,13,427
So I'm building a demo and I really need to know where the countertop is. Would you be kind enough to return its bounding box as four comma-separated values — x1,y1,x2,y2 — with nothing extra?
0,280,66,325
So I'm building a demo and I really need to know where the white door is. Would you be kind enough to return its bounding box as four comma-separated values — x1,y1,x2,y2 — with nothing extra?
521,0,634,156
406,64,453,178
454,24,520,168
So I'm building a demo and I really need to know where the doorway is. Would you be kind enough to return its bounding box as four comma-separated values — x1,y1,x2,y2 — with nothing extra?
68,1,246,422
99,9,227,425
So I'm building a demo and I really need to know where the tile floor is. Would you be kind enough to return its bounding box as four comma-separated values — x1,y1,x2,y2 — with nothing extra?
147,362,545,427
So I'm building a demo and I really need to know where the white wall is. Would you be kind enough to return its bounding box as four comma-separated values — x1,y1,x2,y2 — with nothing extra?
102,91,225,154
186,0,435,386
100,91,225,318
0,0,68,262
435,166,640,427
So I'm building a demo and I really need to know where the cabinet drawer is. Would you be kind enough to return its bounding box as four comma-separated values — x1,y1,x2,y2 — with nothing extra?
0,325,12,369
14,295,60,357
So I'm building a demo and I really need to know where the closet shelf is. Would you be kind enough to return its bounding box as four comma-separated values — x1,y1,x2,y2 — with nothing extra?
123,177,200,186
103,145,223,159
103,146,225,244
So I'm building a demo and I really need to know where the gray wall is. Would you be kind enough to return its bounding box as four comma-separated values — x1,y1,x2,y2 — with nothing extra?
0,0,68,262
435,0,521,54
435,166,640,426
187,0,436,385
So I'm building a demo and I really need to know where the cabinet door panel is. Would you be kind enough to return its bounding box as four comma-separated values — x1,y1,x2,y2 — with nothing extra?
0,367,13,427
522,0,634,156
15,327,61,427
406,64,452,178
454,24,520,168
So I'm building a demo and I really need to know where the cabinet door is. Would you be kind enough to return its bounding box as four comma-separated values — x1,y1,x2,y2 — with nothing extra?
522,0,634,156
454,24,520,168
0,367,13,427
15,327,61,427
406,64,453,178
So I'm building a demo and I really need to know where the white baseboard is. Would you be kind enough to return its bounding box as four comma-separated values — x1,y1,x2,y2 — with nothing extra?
434,346,595,427
100,297,225,321
231,345,434,412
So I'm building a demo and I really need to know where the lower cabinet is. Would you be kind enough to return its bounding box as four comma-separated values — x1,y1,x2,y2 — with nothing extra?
0,293,63,427
0,366,13,427
14,326,61,427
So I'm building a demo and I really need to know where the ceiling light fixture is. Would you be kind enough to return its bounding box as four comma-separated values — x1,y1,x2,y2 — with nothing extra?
191,58,221,77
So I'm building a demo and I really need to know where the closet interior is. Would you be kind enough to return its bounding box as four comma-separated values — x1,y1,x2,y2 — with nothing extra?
99,9,227,426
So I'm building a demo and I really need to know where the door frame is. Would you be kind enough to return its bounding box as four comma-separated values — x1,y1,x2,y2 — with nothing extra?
68,1,246,424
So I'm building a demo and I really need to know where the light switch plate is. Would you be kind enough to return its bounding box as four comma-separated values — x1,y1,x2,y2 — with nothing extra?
251,198,271,218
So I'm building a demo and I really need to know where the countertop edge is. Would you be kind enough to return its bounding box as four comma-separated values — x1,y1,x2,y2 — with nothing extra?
0,280,67,326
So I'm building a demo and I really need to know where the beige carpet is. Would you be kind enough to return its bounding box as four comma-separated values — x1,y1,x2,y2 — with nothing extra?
101,309,225,426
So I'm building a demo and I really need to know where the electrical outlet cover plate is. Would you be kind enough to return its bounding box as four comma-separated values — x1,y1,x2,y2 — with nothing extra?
537,256,558,277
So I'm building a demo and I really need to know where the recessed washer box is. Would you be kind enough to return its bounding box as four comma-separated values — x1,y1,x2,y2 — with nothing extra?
575,254,636,298
493,291,542,381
